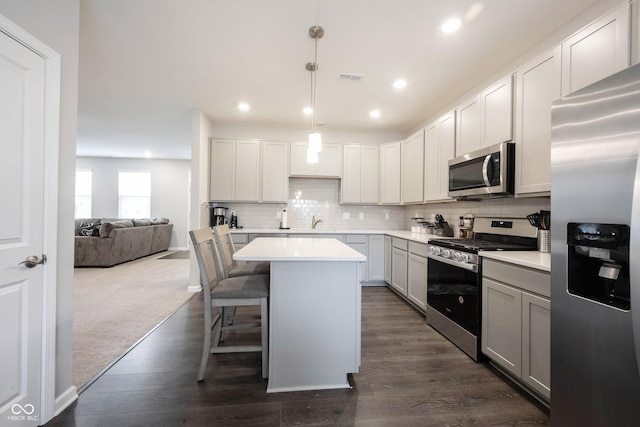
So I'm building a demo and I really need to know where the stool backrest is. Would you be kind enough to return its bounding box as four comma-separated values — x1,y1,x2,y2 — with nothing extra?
189,228,225,296
212,224,236,278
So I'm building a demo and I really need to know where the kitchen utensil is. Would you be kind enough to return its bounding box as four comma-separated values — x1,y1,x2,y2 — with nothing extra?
527,213,542,228
539,210,551,230
434,214,454,237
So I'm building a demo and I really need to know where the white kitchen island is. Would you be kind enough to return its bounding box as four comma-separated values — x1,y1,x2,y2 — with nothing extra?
234,237,366,393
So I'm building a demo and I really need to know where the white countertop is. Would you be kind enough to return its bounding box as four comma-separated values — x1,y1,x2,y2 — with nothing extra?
234,237,367,262
230,228,549,271
479,250,551,272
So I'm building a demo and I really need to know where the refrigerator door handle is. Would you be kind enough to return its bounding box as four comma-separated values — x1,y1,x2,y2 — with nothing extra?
630,153,640,375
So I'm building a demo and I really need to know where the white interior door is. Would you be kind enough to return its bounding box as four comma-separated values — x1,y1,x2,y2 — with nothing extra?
0,29,47,426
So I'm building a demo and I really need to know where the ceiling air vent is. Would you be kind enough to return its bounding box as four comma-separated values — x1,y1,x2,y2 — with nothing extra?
339,73,364,82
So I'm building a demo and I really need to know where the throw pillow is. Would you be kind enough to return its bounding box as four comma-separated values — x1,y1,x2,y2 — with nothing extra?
150,217,169,225
78,222,101,237
99,219,134,237
133,218,151,227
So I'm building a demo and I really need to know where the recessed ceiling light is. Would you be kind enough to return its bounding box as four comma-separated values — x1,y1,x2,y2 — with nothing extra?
393,79,407,89
303,107,313,115
238,102,250,111
370,110,381,119
441,18,462,34
144,150,151,158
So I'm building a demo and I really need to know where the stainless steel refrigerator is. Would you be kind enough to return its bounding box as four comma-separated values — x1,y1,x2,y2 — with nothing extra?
551,62,640,425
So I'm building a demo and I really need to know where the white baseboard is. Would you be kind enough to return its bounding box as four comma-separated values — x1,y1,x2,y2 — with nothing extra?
54,385,78,416
168,246,188,251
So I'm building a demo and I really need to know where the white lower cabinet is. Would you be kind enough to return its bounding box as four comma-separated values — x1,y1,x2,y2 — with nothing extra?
407,242,428,311
482,258,550,401
346,234,368,282
367,235,385,282
390,238,408,296
384,235,392,284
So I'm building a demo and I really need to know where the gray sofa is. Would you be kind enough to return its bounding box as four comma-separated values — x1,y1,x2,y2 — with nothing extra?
74,218,173,267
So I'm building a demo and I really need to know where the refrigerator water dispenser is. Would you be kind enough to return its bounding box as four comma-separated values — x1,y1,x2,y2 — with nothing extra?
567,223,630,310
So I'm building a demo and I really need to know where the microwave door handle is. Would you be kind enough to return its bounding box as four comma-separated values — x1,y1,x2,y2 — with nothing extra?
482,154,492,186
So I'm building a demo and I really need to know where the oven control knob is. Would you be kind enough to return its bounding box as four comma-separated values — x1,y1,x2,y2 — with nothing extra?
459,253,470,263
429,246,441,256
442,249,451,258
452,251,461,261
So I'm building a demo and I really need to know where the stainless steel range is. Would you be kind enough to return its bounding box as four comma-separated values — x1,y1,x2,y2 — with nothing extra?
426,217,537,361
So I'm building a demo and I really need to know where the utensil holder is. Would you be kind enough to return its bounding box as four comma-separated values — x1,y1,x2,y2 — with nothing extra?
538,230,550,253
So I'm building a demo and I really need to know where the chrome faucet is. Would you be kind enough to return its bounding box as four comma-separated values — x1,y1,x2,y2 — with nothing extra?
312,215,324,230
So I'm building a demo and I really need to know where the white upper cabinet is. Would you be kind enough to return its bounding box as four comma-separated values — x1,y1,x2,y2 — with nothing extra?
402,129,425,204
424,110,455,202
341,145,361,203
380,141,402,204
290,142,341,177
456,75,513,156
210,139,260,202
210,139,286,203
261,141,289,203
361,145,380,204
480,75,513,146
342,144,380,204
235,140,261,201
514,47,561,196
455,96,480,156
562,3,630,95
210,139,236,201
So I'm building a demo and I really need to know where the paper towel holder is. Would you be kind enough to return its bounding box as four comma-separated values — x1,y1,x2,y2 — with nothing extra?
279,209,290,230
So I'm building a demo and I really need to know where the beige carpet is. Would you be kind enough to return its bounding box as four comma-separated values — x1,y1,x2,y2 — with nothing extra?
73,251,194,388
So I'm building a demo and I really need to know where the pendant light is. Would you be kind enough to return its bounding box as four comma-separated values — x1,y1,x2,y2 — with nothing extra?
306,25,324,163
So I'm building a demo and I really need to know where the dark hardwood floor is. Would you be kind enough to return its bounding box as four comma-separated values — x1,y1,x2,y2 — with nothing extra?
47,287,549,426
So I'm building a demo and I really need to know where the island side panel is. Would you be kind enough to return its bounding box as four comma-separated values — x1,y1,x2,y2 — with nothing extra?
267,260,361,393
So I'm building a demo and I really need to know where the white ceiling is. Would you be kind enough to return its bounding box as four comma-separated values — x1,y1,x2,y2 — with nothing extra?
77,0,602,160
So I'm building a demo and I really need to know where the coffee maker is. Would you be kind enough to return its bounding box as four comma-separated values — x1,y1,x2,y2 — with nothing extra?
210,206,228,227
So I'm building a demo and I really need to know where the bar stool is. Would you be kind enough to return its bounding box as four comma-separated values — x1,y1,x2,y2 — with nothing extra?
189,227,269,381
213,224,270,278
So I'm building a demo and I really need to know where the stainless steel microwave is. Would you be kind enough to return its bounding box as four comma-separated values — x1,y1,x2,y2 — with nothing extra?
448,142,515,199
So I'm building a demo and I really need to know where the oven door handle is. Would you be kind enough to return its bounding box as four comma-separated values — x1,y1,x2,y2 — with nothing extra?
428,254,479,273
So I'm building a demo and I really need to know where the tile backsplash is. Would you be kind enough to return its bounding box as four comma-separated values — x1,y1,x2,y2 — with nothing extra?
215,178,405,230
213,178,550,233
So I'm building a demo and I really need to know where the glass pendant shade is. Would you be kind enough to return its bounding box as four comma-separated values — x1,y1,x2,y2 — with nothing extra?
307,146,319,163
308,132,322,152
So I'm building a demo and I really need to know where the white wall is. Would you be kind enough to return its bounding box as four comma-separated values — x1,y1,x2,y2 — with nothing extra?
0,0,79,412
190,109,214,290
76,156,190,248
